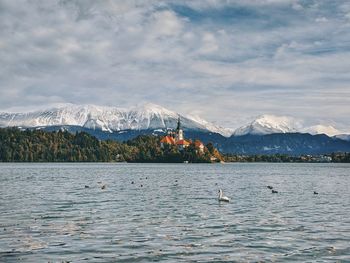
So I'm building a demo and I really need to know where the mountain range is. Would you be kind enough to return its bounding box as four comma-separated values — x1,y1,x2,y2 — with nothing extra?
1,103,349,155
0,103,232,136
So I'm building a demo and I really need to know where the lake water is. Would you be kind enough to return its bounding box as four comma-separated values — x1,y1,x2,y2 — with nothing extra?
0,163,349,262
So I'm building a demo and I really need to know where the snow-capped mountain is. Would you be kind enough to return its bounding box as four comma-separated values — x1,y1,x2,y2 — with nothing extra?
2,105,350,154
233,115,301,136
186,114,233,137
0,103,232,137
1,105,348,139
302,125,342,137
232,115,350,137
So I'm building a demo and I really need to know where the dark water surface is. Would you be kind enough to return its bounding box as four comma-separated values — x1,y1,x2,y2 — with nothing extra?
0,163,349,262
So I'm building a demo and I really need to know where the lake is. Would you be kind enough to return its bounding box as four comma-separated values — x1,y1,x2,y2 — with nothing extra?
0,163,349,262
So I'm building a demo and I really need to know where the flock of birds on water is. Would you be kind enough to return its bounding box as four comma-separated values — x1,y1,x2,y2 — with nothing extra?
266,185,318,195
217,186,318,202
83,179,319,203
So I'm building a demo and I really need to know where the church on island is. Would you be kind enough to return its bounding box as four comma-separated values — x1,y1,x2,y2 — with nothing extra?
160,118,205,152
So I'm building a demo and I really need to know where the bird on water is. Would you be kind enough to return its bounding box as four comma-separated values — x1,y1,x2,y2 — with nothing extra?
218,189,230,202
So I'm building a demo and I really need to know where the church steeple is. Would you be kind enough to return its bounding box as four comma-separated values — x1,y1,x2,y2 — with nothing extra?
176,116,184,141
176,117,181,131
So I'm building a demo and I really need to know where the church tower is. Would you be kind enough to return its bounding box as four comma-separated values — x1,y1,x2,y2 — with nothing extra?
176,117,184,141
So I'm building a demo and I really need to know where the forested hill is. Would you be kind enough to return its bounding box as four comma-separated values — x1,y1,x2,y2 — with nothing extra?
0,128,218,163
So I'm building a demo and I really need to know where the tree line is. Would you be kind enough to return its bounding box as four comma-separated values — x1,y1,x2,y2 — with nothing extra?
0,128,219,163
1,128,348,163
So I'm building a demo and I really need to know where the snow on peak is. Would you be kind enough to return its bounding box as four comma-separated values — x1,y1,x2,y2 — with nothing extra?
132,103,177,116
233,115,349,137
233,114,301,136
0,103,231,136
302,125,342,137
186,114,233,137
1,104,348,138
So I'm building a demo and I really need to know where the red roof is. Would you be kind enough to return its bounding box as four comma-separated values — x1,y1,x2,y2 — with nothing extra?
160,136,176,145
176,139,190,145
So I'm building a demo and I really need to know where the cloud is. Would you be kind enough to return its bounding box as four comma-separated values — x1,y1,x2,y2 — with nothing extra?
0,0,349,131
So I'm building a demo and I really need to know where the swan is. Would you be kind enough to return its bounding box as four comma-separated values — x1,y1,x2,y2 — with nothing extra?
218,189,230,202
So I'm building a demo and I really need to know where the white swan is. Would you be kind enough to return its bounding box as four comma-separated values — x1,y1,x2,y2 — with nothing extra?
218,189,230,202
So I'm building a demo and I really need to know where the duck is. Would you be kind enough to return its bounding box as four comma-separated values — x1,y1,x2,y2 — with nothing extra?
101,185,106,190
314,191,318,195
272,189,278,194
267,185,273,189
218,189,230,202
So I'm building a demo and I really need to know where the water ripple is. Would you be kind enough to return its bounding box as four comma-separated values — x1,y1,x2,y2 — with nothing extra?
0,163,349,262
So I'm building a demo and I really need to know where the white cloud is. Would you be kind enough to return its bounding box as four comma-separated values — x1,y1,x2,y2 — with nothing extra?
151,10,185,36
315,17,328,23
197,32,218,54
0,0,349,130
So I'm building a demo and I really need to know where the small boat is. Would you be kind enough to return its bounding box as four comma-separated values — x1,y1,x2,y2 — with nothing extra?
218,189,230,202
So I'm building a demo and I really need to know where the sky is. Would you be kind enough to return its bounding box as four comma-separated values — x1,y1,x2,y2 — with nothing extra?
0,0,350,130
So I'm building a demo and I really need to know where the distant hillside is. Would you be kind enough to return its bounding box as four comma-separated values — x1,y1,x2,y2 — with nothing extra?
32,126,350,155
222,133,350,155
